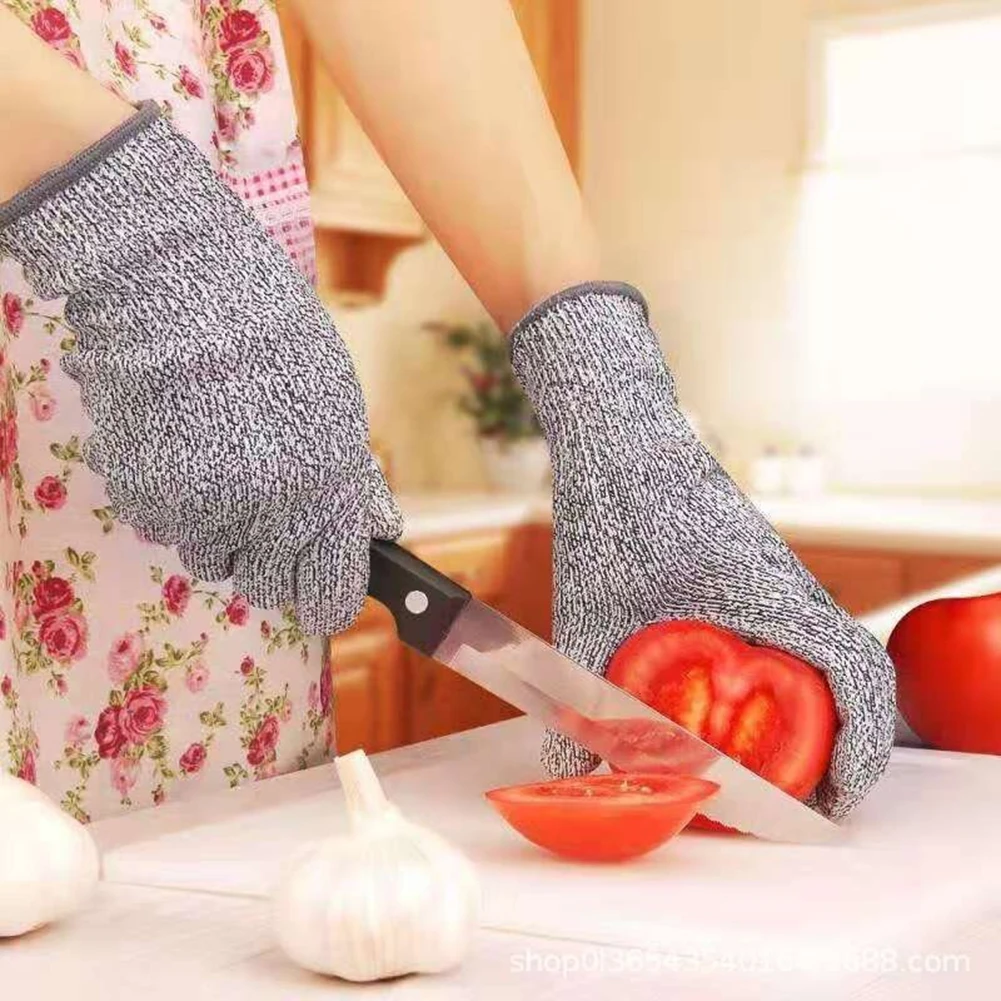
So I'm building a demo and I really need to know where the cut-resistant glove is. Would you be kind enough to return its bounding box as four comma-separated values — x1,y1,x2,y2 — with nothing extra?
510,282,895,819
0,102,401,635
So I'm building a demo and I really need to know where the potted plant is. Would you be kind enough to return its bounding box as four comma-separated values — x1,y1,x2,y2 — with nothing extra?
427,321,550,492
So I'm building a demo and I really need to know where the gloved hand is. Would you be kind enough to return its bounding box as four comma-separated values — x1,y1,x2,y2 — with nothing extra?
0,102,401,635
511,282,895,819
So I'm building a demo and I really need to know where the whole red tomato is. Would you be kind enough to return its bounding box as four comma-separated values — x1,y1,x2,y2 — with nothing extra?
606,621,838,827
888,592,1001,754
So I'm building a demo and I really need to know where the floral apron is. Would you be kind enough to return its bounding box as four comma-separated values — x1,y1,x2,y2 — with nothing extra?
0,0,333,822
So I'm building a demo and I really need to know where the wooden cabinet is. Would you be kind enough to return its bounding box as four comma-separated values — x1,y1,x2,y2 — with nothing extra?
903,554,999,594
510,0,581,170
328,523,551,754
329,600,406,755
790,544,997,615
790,547,906,615
410,529,511,602
406,529,533,744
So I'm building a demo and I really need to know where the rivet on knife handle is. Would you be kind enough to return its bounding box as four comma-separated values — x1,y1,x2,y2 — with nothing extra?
368,541,472,656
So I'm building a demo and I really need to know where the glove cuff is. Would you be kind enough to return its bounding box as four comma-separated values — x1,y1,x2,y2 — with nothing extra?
509,281,678,431
508,280,648,340
0,101,160,232
0,101,240,301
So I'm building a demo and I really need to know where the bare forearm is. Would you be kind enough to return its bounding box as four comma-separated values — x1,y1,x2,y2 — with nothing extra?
288,0,599,331
0,7,131,202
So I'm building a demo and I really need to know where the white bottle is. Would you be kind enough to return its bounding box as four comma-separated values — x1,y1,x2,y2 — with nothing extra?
787,446,827,497
750,447,786,495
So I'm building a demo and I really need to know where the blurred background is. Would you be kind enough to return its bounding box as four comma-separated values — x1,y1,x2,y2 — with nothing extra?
282,0,1001,498
277,0,1001,753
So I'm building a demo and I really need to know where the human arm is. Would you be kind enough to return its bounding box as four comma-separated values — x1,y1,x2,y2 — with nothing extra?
0,15,399,633
286,0,599,332
0,5,130,201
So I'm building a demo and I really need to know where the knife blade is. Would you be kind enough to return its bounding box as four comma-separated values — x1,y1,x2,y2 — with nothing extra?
367,540,841,844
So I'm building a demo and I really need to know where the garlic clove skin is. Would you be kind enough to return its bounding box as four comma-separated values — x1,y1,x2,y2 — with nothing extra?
0,773,101,937
271,751,480,982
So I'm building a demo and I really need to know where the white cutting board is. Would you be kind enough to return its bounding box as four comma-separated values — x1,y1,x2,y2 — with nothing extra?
98,718,1001,960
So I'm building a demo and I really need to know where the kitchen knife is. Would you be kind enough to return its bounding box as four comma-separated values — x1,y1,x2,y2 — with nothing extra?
367,539,841,844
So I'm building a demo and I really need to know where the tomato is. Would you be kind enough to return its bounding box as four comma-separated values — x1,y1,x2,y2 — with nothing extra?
606,621,838,828
888,592,1001,754
485,773,719,862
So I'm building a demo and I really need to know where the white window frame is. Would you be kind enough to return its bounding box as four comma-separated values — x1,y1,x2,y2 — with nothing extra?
804,0,1001,170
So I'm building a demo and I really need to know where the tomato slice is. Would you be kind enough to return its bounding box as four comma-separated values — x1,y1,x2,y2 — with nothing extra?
606,621,837,829
485,772,719,862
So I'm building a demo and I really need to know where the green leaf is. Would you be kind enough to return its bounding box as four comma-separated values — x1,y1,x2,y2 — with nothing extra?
146,734,167,761
223,762,249,789
446,329,473,348
92,507,116,534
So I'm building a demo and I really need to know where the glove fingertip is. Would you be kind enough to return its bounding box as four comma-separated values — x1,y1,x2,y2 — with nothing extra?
178,543,234,583
294,528,369,637
296,587,365,638
541,729,601,780
232,546,295,611
367,458,404,541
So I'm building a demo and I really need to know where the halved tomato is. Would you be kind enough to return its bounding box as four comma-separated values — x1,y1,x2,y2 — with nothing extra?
485,772,719,862
606,621,838,829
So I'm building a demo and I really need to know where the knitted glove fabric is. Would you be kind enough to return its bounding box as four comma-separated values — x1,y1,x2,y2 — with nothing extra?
0,103,401,635
510,282,895,819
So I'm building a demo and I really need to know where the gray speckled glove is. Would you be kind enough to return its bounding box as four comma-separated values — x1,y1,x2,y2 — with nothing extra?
511,282,895,819
0,103,401,635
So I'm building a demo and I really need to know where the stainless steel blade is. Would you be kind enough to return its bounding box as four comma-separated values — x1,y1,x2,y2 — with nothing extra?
435,599,842,844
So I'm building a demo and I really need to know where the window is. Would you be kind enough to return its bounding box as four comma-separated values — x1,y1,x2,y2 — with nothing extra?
797,4,1001,492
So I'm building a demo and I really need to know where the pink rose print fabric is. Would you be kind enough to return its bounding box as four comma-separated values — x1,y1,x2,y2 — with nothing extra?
1,1,334,821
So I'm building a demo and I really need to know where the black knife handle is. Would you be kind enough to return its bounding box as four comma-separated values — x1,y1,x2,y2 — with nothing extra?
368,540,472,655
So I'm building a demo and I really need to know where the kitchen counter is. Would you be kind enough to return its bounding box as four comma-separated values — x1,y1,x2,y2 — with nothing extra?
750,493,1001,557
397,490,1001,556
8,718,990,1001
396,491,552,541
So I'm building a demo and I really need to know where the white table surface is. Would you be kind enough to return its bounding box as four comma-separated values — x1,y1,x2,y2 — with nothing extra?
4,717,997,1001
4,881,996,1001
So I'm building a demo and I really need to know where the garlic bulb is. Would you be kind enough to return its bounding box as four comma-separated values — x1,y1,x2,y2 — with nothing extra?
0,772,101,937
271,749,480,981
